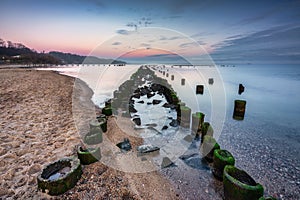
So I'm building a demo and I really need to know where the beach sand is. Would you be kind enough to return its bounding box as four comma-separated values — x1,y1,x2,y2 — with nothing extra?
0,69,180,199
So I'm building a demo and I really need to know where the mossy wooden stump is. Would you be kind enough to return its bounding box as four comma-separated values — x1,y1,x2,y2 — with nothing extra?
191,112,205,134
233,100,246,120
84,127,103,145
181,78,185,85
212,149,235,180
201,122,214,143
90,118,107,133
77,146,101,165
37,157,82,195
223,165,264,200
96,114,107,120
201,135,220,162
179,105,191,128
196,85,204,94
208,78,214,85
102,106,112,116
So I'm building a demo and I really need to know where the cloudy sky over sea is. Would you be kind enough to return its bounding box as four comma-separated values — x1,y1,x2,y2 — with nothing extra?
1,0,300,64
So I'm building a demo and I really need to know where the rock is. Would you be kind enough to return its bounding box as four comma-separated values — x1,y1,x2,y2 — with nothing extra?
116,138,132,151
161,157,174,169
145,123,157,127
128,104,137,113
140,87,151,96
147,102,152,105
162,125,168,130
152,99,162,105
179,153,198,160
132,118,141,126
131,93,141,99
141,157,147,161
147,92,155,98
137,100,144,104
162,103,176,109
137,144,160,154
169,119,179,127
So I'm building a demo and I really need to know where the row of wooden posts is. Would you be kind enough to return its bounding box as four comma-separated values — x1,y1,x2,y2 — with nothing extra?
178,103,274,200
37,103,112,195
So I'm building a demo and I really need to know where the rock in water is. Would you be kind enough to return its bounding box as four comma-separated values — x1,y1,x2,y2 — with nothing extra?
132,118,141,126
137,144,160,154
116,138,132,151
152,99,162,105
169,119,179,127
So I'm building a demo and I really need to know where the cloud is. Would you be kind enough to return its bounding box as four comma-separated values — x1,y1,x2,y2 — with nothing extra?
235,11,275,26
116,29,130,35
225,34,244,40
190,32,213,38
140,43,150,47
112,42,121,45
211,24,300,63
179,41,206,48
146,53,177,58
159,36,181,41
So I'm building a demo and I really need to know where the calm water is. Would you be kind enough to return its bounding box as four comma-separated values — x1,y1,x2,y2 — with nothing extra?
44,64,300,130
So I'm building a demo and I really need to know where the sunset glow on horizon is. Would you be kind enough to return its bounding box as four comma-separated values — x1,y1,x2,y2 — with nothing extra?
1,0,299,64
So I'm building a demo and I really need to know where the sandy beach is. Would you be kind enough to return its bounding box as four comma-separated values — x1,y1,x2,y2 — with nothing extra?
0,69,180,199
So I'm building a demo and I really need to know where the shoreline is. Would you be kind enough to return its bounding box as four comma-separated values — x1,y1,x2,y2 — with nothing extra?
1,67,299,199
0,68,180,199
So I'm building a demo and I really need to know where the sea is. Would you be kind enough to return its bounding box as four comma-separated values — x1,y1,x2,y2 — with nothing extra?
38,64,300,199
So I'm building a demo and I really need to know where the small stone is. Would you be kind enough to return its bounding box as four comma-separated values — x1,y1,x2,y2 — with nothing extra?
162,125,168,130
161,157,174,169
132,118,141,126
169,119,179,127
147,92,155,98
116,138,132,151
152,99,162,105
141,157,147,161
137,144,160,154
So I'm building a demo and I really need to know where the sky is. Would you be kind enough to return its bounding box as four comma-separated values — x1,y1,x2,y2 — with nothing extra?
0,0,300,64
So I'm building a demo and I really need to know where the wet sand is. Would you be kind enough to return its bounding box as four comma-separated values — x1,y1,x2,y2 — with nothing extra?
0,69,179,199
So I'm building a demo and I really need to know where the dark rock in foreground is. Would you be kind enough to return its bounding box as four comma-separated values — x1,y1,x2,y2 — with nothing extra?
161,157,174,169
152,99,162,105
116,138,132,151
137,144,160,154
132,118,141,126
